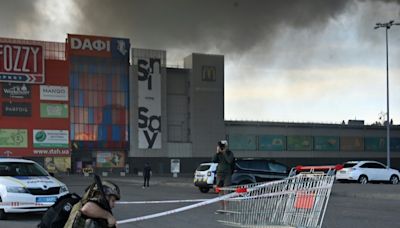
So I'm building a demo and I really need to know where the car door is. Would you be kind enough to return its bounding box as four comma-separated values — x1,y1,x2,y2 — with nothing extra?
359,162,378,181
370,162,389,181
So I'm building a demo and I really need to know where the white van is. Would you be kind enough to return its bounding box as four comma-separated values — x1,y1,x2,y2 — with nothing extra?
193,162,218,193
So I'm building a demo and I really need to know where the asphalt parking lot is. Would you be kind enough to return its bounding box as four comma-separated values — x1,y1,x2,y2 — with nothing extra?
1,174,400,228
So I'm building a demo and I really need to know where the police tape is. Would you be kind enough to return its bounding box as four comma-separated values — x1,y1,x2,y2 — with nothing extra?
117,199,209,204
117,191,240,224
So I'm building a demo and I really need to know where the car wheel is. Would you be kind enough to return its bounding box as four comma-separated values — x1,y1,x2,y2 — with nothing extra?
390,175,399,185
199,187,210,193
0,197,6,220
358,175,368,184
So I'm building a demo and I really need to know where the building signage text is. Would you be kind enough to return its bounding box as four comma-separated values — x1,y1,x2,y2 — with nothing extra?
0,43,45,84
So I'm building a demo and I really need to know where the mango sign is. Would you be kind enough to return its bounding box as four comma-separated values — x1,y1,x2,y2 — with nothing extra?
0,43,45,84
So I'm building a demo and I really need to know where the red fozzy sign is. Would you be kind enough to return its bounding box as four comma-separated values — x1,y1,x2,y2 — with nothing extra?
67,34,112,57
0,43,45,84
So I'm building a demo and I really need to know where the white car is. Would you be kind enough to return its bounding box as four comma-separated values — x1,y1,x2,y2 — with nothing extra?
193,163,218,193
0,158,69,220
336,160,400,184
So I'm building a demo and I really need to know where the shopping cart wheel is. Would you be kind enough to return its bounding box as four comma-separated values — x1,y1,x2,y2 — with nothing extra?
358,175,368,184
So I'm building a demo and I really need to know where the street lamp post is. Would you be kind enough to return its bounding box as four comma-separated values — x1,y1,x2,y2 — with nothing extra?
374,20,400,168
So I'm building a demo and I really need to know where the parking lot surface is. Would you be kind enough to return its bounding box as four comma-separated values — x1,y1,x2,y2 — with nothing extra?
1,174,400,228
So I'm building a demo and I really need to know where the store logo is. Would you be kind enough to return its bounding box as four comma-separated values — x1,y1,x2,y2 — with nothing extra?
35,131,47,142
2,102,31,117
40,85,68,101
202,66,216,81
70,37,110,52
117,40,128,55
2,83,31,98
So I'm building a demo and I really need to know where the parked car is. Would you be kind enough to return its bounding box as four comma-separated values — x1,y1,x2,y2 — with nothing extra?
336,160,400,184
193,162,218,193
0,158,69,220
231,158,290,185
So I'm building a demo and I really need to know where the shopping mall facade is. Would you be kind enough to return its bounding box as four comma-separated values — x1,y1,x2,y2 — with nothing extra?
0,34,399,174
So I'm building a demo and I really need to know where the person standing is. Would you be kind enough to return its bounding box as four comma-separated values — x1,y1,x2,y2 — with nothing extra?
212,140,235,213
143,162,152,188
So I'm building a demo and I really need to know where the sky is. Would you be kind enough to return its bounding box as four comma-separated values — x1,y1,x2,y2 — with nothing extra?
1,0,399,124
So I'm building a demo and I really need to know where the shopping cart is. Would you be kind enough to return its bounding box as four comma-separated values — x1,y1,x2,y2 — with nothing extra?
217,166,339,228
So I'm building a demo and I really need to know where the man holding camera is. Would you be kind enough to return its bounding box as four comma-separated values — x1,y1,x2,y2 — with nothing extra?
212,140,235,213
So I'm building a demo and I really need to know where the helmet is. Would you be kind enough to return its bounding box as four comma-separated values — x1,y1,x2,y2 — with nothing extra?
102,181,121,200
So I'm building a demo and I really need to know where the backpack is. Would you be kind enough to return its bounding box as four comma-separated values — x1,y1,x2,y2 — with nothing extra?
37,193,81,228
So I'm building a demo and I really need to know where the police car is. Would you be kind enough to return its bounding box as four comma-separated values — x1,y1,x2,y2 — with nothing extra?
0,158,69,220
193,162,218,193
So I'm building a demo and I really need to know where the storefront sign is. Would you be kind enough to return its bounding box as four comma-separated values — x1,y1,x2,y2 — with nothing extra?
0,129,27,148
138,58,162,149
0,43,45,83
2,102,31,117
33,148,70,156
2,83,31,98
33,129,69,148
40,103,68,118
40,85,68,101
68,34,130,59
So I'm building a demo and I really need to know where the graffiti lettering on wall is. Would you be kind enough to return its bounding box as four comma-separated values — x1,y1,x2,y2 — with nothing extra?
138,58,162,149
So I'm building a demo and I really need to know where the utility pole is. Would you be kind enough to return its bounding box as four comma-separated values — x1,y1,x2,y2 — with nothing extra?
374,20,400,168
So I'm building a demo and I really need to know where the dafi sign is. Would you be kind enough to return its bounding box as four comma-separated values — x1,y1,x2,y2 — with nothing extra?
33,130,69,148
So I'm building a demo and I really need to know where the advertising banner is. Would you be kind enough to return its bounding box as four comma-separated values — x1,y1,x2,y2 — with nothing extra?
1,83,31,98
137,58,162,149
314,136,339,151
228,134,257,150
0,43,45,83
67,34,130,59
96,151,125,168
33,130,69,148
40,85,68,101
259,135,286,151
44,157,71,173
340,136,364,151
2,102,32,117
287,136,313,151
40,103,68,118
0,129,27,148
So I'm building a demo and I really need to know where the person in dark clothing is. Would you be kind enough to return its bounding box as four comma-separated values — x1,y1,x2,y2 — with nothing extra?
143,162,152,188
212,140,235,213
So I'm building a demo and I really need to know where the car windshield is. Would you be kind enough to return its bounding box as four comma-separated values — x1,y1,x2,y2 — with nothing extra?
196,165,211,171
343,162,357,168
0,162,48,176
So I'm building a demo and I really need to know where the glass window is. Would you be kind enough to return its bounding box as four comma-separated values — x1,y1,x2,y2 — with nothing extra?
268,162,288,173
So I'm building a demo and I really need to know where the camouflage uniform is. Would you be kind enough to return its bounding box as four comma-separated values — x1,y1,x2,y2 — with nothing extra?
64,185,109,228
